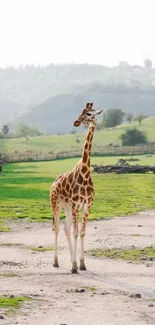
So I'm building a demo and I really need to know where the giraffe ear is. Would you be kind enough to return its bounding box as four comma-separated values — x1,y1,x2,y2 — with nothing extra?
95,109,104,115
89,103,94,111
86,103,90,109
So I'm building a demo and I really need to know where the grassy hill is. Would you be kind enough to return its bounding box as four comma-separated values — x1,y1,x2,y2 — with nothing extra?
3,116,155,154
0,98,25,126
16,91,155,134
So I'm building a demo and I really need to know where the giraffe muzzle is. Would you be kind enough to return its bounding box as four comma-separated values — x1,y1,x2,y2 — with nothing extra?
73,120,81,127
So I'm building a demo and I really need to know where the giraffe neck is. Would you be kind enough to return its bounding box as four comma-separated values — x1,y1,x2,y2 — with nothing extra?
81,123,95,168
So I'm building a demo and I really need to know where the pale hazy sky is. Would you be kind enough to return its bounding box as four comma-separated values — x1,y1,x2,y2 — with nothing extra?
0,0,155,67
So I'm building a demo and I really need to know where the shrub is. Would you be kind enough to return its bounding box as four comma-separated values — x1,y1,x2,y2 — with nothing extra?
120,128,148,146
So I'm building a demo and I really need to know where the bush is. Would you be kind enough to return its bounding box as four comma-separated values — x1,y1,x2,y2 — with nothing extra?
120,128,148,146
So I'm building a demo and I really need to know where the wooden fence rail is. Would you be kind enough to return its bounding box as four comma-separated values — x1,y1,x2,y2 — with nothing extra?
1,145,155,163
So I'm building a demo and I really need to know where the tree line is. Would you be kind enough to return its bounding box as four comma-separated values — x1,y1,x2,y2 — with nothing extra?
0,123,42,140
95,109,148,146
96,109,147,130
0,108,150,147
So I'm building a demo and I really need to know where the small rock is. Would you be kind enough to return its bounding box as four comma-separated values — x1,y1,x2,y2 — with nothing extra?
0,315,4,319
138,225,142,227
129,293,141,298
38,246,43,248
75,288,85,293
78,288,85,293
9,295,14,298
148,303,154,307
94,226,97,229
140,256,147,261
40,289,43,292
135,293,141,298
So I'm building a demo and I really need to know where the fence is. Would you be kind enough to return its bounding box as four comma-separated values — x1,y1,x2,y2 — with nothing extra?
1,145,155,163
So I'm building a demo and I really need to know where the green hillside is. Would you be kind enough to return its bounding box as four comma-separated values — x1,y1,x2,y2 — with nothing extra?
3,116,155,154
16,91,155,134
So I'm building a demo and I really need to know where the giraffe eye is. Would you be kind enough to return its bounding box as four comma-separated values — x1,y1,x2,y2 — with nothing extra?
86,113,91,116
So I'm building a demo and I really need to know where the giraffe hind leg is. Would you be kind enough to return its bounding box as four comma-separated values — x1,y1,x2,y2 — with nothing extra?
79,204,91,271
51,200,60,268
64,206,74,266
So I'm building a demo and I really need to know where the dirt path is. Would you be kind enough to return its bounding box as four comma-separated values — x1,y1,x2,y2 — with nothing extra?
0,211,155,325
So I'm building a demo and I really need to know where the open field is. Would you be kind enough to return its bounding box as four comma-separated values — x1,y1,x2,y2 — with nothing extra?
1,155,155,227
3,116,155,154
0,211,155,324
0,155,155,324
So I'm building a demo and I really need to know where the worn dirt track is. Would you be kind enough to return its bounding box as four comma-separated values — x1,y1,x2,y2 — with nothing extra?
0,211,155,325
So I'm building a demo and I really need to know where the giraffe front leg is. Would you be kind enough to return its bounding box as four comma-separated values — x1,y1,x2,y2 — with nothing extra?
80,205,90,271
71,209,79,274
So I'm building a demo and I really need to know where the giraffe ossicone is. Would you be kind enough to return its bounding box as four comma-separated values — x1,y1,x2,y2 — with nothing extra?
50,102,104,273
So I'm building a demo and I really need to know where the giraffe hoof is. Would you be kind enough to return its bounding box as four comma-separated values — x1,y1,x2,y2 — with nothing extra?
80,265,87,271
53,263,59,268
71,268,78,274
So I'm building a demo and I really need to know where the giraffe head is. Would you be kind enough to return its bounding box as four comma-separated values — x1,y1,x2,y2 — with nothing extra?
73,103,104,127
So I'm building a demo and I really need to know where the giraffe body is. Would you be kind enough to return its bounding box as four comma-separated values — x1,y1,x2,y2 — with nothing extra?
50,103,103,273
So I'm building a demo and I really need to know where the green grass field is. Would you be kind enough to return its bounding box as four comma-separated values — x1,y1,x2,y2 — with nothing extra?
3,116,155,154
0,155,155,227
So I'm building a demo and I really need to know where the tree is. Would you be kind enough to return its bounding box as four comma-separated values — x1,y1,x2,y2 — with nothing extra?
95,122,102,131
16,123,30,140
2,124,9,138
135,114,147,125
16,123,41,140
120,128,148,146
102,109,125,129
144,58,152,70
126,113,133,124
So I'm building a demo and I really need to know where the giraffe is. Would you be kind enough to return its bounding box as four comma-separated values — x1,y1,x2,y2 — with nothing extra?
50,103,104,273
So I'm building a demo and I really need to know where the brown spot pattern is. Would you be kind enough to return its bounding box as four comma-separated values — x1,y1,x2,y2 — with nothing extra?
62,189,68,197
85,142,88,150
73,194,79,202
86,186,93,196
88,143,92,151
83,150,88,163
73,184,79,194
85,171,90,179
89,177,93,186
66,183,70,192
68,173,73,184
80,186,85,196
62,177,66,188
77,173,83,184
81,165,88,174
